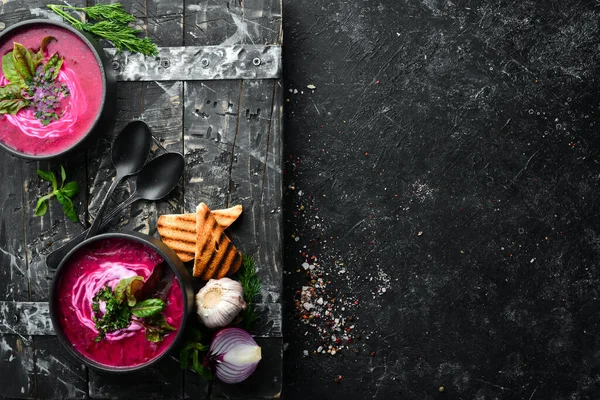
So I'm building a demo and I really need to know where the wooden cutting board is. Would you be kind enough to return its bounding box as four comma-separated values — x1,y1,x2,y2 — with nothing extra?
0,0,283,398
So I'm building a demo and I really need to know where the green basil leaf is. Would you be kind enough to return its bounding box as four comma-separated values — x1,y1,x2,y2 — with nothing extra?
55,190,78,222
60,165,66,184
114,276,144,305
190,352,213,380
179,348,190,369
61,181,79,198
2,53,26,88
40,36,56,52
131,298,165,318
146,313,176,331
145,328,163,342
34,198,48,216
191,328,202,342
12,43,34,81
0,98,29,115
37,169,57,191
194,364,213,381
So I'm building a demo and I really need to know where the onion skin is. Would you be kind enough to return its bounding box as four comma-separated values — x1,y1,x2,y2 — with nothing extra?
210,327,261,384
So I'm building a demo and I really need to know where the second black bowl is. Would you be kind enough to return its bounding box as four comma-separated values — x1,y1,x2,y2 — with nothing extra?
49,231,194,373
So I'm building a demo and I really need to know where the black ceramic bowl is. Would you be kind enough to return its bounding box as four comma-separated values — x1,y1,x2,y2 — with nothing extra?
49,231,194,373
0,19,116,160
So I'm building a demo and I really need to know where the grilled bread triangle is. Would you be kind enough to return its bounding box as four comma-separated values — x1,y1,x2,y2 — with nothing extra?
211,204,243,229
193,202,242,280
157,204,243,265
157,213,196,262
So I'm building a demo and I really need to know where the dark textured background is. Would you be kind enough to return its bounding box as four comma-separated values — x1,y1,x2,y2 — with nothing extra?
281,0,600,399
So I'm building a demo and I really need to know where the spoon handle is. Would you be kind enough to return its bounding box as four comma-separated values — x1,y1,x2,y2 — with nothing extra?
46,194,139,270
84,175,122,239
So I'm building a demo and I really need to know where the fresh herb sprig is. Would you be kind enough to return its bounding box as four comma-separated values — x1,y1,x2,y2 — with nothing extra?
179,329,213,380
91,276,175,343
239,255,261,330
47,4,158,56
35,166,79,222
92,284,131,341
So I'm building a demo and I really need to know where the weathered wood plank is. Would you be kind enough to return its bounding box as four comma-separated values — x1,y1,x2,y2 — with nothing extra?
0,3,90,399
21,142,91,400
184,0,282,46
107,45,282,81
0,301,52,336
0,155,27,303
89,356,183,400
184,2,283,398
35,336,87,399
211,337,283,399
0,0,64,26
228,79,282,305
128,0,184,47
23,154,88,302
86,81,184,237
0,335,36,398
86,1,186,397
183,80,241,210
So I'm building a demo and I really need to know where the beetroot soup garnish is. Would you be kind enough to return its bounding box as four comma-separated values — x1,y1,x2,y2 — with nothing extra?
91,274,176,343
0,36,70,125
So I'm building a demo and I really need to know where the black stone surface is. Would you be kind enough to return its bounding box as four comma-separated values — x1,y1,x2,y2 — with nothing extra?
281,0,600,399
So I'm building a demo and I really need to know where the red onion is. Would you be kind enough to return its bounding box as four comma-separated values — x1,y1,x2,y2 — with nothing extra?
210,327,261,384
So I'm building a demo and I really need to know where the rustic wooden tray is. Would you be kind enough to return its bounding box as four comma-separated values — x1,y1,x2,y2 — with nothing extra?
0,1,283,398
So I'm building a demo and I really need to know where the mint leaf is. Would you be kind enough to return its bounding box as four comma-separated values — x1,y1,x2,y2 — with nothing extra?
12,43,34,82
55,190,78,222
131,298,165,318
34,197,48,216
60,165,66,184
61,181,79,198
2,53,26,88
37,169,58,191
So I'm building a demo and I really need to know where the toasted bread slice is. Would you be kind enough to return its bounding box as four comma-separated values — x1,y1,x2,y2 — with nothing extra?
211,204,243,229
193,203,242,280
157,214,196,262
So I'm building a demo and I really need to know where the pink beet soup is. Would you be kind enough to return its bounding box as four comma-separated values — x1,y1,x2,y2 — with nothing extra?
56,238,184,368
0,24,103,156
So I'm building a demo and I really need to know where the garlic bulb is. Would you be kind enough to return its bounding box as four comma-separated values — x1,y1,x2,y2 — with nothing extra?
196,278,247,328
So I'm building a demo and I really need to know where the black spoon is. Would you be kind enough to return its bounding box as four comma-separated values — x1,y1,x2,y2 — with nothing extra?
85,121,152,239
46,152,186,270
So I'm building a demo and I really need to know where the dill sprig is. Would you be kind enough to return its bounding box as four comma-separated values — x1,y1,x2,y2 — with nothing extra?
47,3,158,56
240,255,261,330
